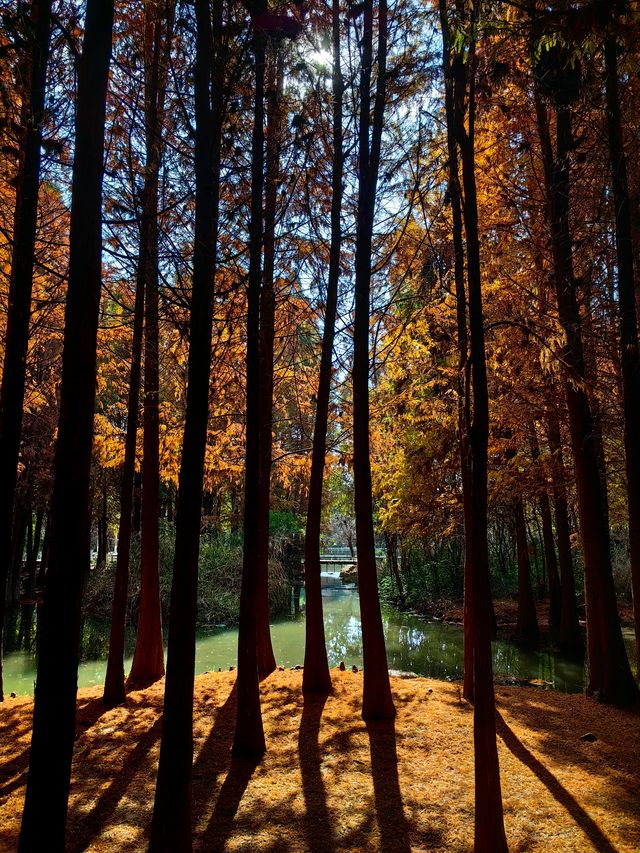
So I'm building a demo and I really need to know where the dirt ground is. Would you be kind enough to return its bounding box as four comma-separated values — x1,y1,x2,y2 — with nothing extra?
1,670,639,852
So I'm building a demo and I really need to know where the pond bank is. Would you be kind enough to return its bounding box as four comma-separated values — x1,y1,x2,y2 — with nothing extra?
1,670,639,851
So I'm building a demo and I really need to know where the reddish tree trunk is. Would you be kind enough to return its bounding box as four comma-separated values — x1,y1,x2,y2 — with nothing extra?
302,0,343,696
604,34,640,679
129,1,173,686
449,2,508,847
233,1,267,759
149,0,222,845
353,0,395,722
533,82,637,704
18,0,114,846
0,0,52,703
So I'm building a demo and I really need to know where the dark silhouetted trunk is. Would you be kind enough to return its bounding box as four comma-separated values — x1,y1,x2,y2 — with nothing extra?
529,423,560,628
129,0,173,686
255,49,284,679
513,499,539,646
545,408,583,652
439,0,473,704
303,0,343,696
36,511,49,588
26,510,43,600
148,0,222,845
103,248,146,707
96,479,108,571
353,0,395,722
604,34,640,677
533,80,637,704
447,1,508,847
0,0,52,703
233,2,267,759
18,0,114,846
8,501,28,605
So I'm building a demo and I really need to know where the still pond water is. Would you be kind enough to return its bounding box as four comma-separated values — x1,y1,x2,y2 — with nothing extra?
3,583,636,697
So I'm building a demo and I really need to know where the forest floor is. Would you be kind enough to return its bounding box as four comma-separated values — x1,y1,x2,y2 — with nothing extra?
1,670,638,852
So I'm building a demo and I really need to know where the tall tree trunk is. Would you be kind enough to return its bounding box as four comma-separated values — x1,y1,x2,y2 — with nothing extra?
439,0,473,704
448,2,508,847
129,0,173,685
103,249,146,707
36,511,49,588
255,48,284,679
233,2,267,759
353,0,395,722
18,0,114,846
545,407,583,652
529,423,561,628
96,478,108,571
26,510,43,600
302,0,343,696
0,0,52,703
149,0,222,845
513,499,539,646
533,80,637,704
604,34,640,678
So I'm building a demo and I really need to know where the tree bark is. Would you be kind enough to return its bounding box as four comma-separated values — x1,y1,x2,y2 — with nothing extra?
533,79,637,704
255,48,284,679
103,247,146,707
448,2,508,847
18,0,114,846
353,0,395,722
604,34,640,679
439,0,474,704
0,0,52,703
514,499,539,646
129,0,173,686
233,0,267,759
529,423,561,628
302,0,343,696
149,0,222,845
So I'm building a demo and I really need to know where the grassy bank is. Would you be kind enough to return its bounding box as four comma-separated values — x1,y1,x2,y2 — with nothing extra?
1,671,638,851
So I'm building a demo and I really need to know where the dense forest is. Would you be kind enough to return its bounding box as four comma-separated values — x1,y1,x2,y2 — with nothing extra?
1,0,639,849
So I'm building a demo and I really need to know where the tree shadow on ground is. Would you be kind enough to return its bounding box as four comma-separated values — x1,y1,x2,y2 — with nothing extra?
298,694,335,852
66,714,163,853
366,719,416,853
496,712,621,853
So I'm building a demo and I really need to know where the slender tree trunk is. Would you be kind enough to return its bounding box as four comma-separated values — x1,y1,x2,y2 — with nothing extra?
149,1,222,845
103,252,146,707
545,408,583,652
514,499,539,646
439,0,474,704
8,501,28,606
255,49,284,679
129,0,173,685
604,34,640,679
533,80,637,704
18,0,114,846
529,423,561,628
96,479,108,571
353,0,395,722
233,2,267,759
36,511,49,588
26,510,43,600
448,2,508,847
0,0,52,703
303,0,343,696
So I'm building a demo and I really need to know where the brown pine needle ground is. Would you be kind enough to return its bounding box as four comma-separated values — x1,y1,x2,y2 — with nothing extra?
1,670,638,852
